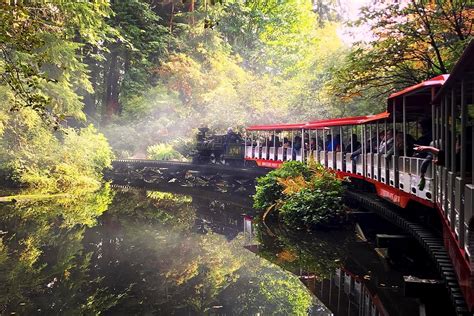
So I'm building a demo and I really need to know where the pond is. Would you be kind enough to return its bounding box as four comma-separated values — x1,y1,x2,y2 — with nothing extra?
0,184,455,315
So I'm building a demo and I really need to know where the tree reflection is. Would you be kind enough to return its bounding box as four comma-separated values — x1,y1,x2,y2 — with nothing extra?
0,185,116,314
0,187,317,315
255,221,354,281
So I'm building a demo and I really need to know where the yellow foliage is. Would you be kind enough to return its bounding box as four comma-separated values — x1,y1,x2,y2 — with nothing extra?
278,175,309,196
19,236,42,267
276,249,297,263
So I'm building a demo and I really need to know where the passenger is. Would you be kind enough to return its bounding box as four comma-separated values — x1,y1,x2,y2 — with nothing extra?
414,127,472,174
267,137,273,147
326,134,340,151
385,132,404,158
378,130,394,154
388,133,416,157
225,127,240,143
416,118,433,146
376,131,385,151
345,134,361,153
350,133,377,161
325,134,332,151
282,138,291,159
317,137,324,151
293,135,302,159
405,134,416,157
304,133,310,148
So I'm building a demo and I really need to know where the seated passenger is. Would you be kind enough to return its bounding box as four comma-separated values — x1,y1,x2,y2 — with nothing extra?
414,127,472,174
225,127,241,143
317,137,323,151
415,118,433,146
324,134,332,151
405,134,416,157
378,130,394,154
293,135,302,159
293,136,302,151
384,132,404,158
309,138,317,150
350,133,378,161
326,134,341,151
345,134,361,153
267,137,273,147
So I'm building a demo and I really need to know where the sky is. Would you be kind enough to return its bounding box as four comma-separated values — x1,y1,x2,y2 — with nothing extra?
341,0,372,20
337,0,373,44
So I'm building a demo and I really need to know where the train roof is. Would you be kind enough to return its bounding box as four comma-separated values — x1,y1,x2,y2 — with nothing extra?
247,112,390,131
388,74,449,100
305,112,390,129
387,74,449,119
246,123,307,131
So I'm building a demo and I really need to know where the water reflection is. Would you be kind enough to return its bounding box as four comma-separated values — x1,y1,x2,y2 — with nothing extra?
0,186,327,315
0,185,454,315
253,219,455,316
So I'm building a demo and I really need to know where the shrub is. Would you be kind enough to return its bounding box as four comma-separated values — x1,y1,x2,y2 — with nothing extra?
0,107,113,192
253,161,312,212
147,143,184,161
253,161,345,229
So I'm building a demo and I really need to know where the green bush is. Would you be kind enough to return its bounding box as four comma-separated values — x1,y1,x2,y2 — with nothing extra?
0,105,113,192
253,161,313,212
147,143,184,161
279,187,344,228
253,161,345,229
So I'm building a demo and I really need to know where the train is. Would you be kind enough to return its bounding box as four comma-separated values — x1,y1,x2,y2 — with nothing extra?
194,40,474,312
192,127,246,165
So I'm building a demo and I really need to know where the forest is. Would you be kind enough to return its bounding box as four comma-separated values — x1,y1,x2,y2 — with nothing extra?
0,0,473,193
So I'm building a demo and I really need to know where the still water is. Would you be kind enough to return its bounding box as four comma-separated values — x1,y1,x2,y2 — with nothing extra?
0,184,454,315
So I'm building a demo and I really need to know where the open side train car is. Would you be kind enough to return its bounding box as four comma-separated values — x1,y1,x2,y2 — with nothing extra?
244,40,474,310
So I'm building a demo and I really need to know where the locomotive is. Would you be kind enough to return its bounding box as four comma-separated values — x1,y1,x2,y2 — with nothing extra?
192,127,246,165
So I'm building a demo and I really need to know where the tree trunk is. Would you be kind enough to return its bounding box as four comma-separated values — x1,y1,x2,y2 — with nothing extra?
103,50,121,123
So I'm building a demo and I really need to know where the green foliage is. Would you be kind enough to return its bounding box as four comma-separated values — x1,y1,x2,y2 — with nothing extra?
147,143,184,161
253,161,313,212
254,161,345,228
259,273,313,315
330,1,474,102
0,185,116,313
0,2,113,121
280,186,344,228
255,220,353,280
0,108,113,192
0,3,115,192
99,0,349,159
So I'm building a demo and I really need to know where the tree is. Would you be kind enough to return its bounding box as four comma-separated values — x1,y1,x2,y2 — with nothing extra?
0,3,114,192
331,1,474,101
98,0,169,121
0,2,111,123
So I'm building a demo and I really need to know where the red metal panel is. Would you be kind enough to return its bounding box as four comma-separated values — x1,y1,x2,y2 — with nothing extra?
247,113,390,131
435,205,474,310
388,75,449,100
305,112,390,129
246,123,307,131
245,157,283,168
